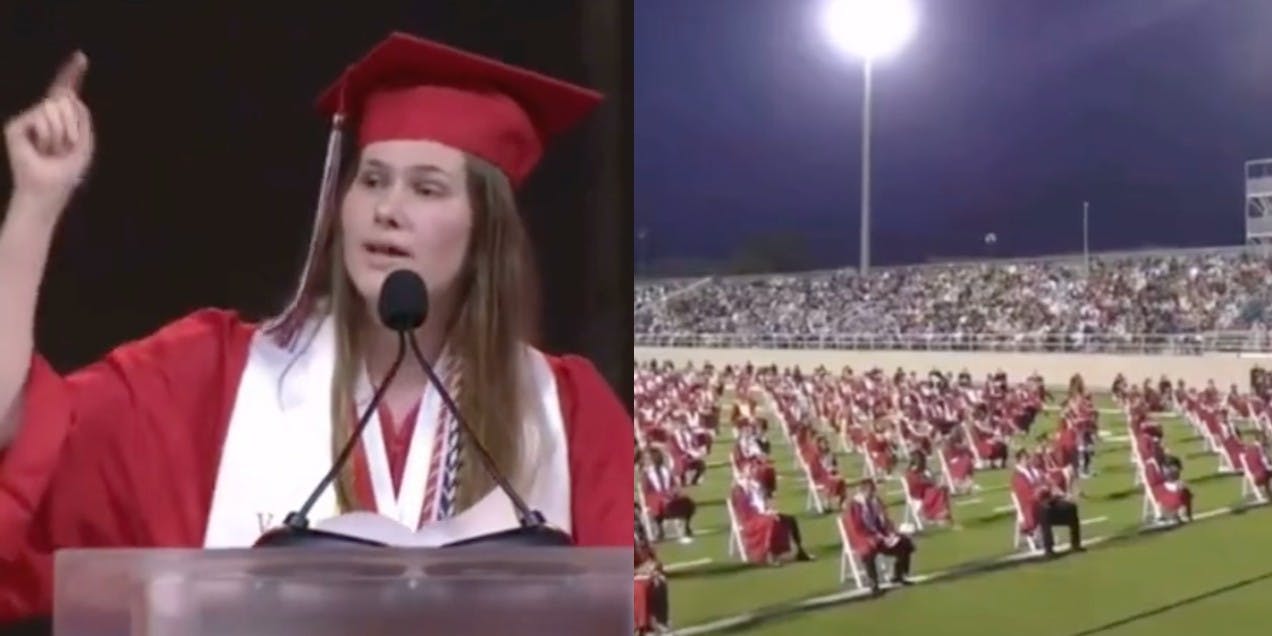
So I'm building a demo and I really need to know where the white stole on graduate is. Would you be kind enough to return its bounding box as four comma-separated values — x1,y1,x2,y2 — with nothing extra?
353,349,459,528
202,314,572,548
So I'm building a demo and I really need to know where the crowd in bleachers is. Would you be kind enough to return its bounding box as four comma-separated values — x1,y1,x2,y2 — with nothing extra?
635,252,1272,344
630,360,1272,634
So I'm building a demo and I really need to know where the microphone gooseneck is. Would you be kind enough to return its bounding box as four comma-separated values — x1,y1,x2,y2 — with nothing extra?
285,330,407,531
407,331,571,547
406,334,543,529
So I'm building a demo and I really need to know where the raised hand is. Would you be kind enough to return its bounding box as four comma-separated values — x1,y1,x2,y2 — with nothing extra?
3,51,95,207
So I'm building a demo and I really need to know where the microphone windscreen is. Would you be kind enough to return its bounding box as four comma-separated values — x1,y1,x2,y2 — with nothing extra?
377,269,429,331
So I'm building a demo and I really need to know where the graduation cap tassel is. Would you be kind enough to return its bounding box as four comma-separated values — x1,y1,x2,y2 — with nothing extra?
268,113,346,349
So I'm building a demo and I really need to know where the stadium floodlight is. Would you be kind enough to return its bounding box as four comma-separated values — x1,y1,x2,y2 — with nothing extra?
820,0,918,274
821,0,918,61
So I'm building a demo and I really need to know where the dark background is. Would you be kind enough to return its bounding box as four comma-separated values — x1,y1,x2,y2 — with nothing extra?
0,1,631,416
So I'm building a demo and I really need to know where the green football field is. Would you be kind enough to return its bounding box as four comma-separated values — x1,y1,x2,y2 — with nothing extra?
651,393,1272,635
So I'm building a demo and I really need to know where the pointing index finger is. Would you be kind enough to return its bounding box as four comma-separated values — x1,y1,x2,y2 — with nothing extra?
47,50,89,98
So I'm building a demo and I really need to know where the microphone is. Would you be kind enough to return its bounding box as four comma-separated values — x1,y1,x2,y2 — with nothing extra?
253,271,422,548
388,270,572,548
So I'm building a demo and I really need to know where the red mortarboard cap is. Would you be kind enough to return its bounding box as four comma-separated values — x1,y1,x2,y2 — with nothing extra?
316,32,603,187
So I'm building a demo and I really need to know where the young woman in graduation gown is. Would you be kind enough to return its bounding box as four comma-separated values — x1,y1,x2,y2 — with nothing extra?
0,34,633,622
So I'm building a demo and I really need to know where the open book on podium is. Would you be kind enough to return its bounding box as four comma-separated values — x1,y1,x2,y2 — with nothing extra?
52,543,632,635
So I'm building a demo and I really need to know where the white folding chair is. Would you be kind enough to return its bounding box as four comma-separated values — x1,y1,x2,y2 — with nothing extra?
1239,451,1270,506
798,451,829,514
724,496,750,562
900,477,928,533
936,446,978,495
835,515,872,590
636,467,690,543
1134,459,1181,526
1010,491,1040,553
964,423,988,469
1128,433,1144,487
634,473,659,543
1215,432,1242,475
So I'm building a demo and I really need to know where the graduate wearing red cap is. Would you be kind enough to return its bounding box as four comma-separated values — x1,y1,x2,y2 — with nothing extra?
0,33,630,621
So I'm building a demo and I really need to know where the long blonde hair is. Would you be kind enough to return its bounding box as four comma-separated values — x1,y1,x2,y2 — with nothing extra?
268,149,539,515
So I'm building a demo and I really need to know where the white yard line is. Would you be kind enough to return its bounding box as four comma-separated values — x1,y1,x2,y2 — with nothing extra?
1193,506,1233,521
1080,516,1108,526
993,504,1016,513
664,557,713,573
955,497,984,506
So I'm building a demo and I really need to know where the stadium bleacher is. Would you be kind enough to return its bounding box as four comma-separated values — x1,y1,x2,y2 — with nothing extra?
636,249,1272,353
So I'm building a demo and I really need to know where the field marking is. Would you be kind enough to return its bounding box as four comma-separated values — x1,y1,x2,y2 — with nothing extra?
1081,516,1109,526
678,507,1260,636
993,504,1016,513
955,497,984,506
976,483,1011,494
1193,506,1233,521
665,557,713,572
676,536,1111,635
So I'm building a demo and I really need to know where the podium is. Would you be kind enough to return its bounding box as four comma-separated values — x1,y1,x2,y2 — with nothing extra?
53,546,632,635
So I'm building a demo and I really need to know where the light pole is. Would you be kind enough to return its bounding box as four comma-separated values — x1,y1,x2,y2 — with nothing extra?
637,227,650,274
1082,201,1090,277
821,0,918,275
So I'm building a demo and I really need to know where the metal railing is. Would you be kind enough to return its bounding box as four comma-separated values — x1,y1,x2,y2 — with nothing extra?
633,330,1272,354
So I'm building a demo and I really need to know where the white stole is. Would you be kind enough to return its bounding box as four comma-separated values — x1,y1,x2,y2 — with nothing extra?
202,314,572,548
353,352,452,528
645,465,671,493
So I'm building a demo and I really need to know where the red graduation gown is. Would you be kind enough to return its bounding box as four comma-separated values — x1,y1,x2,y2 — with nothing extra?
0,308,633,621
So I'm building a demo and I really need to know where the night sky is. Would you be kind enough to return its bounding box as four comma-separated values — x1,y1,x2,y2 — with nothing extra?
635,0,1272,270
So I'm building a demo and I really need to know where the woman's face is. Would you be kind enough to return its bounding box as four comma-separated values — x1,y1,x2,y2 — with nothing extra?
340,139,474,317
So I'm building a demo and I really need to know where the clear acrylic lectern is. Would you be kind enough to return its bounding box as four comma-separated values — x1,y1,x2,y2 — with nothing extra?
53,546,632,635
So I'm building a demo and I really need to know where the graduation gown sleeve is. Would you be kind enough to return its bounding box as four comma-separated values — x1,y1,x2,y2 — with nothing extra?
550,355,634,547
0,308,253,622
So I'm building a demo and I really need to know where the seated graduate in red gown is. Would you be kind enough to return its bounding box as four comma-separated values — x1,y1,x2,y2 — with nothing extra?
688,403,716,454
940,429,978,494
804,434,848,509
1140,437,1194,522
1215,412,1247,474
669,421,707,485
865,421,897,476
733,426,777,496
1064,395,1099,478
1035,434,1076,497
638,409,670,447
903,451,952,524
842,478,915,591
1010,450,1083,556
729,463,812,563
633,513,670,636
0,34,632,623
638,446,696,541
968,403,1008,469
1241,432,1271,499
